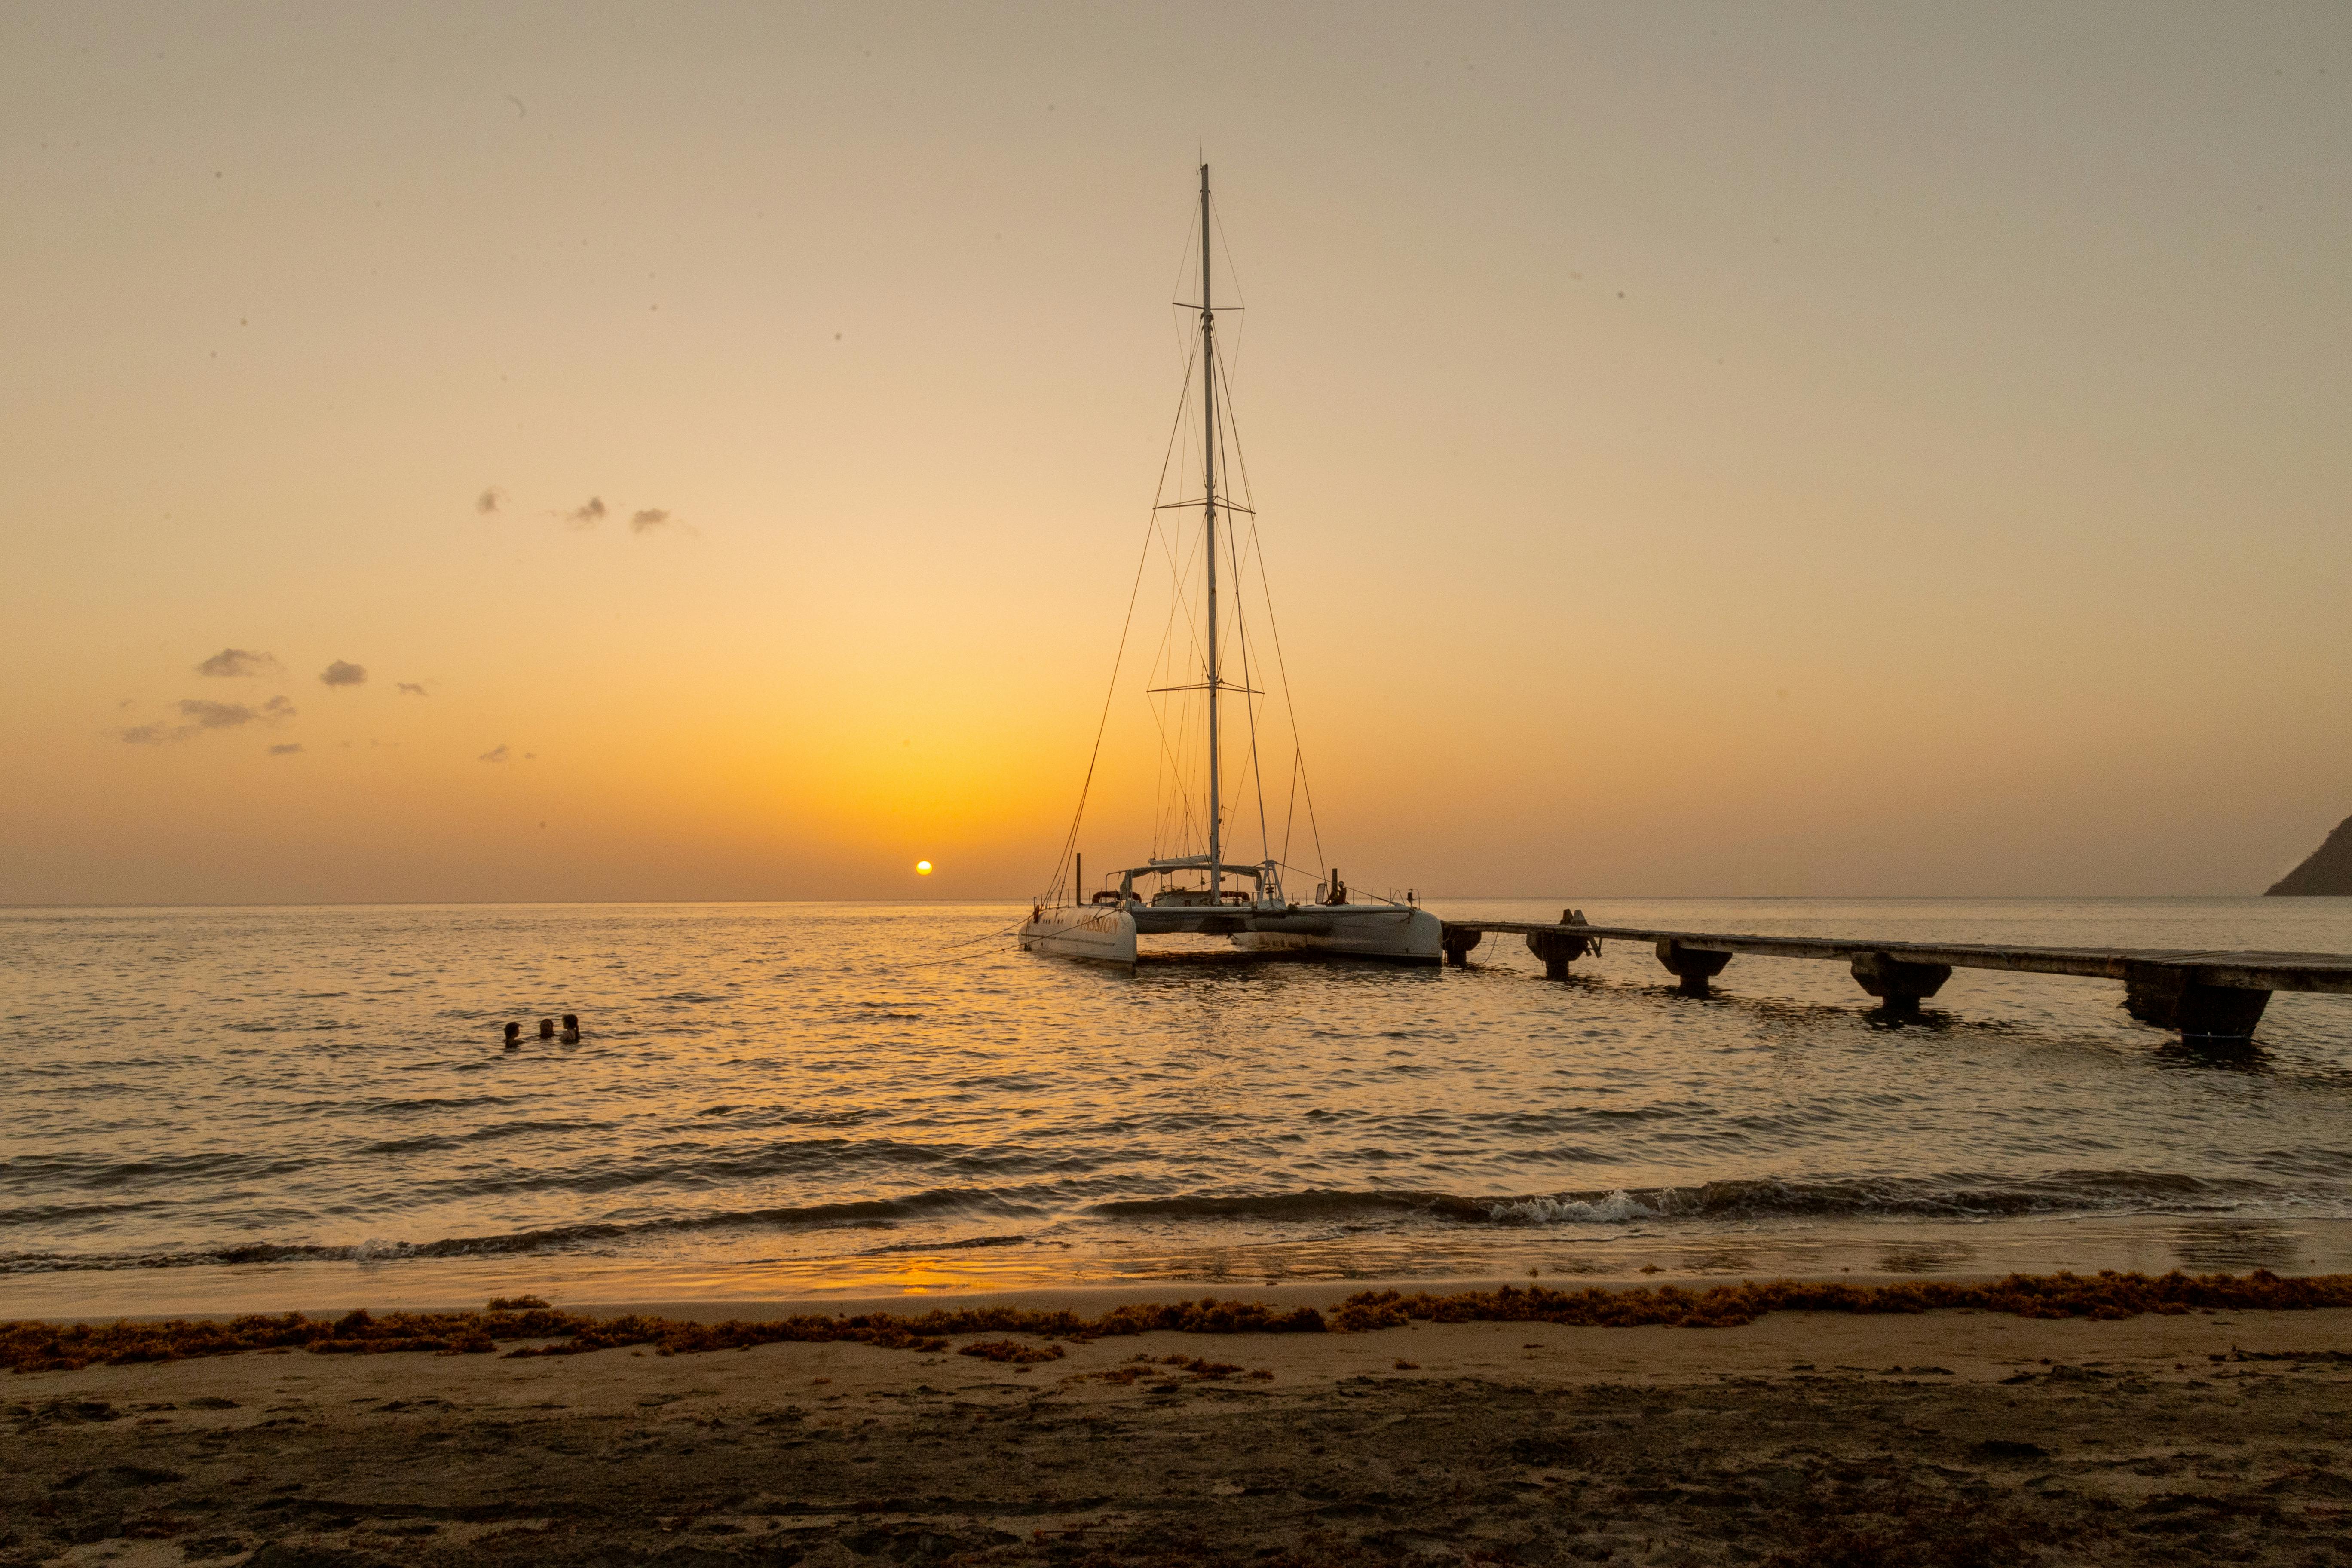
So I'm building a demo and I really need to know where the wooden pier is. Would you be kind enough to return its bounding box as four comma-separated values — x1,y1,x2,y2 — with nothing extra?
1436,912,2352,1041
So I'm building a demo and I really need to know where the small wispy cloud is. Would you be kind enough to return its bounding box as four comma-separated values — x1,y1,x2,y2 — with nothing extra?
120,695,295,744
494,491,686,536
396,681,428,697
268,743,304,756
183,696,295,729
178,700,249,730
320,660,368,687
478,744,510,763
196,647,281,678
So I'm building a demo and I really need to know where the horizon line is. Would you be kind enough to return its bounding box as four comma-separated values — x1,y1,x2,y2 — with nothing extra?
0,891,2309,913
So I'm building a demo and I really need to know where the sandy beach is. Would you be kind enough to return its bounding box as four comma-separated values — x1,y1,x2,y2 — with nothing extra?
8,1284,2352,1567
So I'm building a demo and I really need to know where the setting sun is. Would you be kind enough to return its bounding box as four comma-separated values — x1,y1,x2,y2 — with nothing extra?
915,861,933,875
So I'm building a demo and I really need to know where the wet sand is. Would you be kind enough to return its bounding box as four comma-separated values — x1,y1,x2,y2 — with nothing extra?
6,1299,2352,1567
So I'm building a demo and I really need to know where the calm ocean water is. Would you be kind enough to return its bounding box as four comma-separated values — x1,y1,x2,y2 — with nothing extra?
5,897,2352,1318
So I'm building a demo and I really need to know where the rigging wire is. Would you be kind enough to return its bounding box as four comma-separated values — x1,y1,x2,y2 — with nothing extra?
1167,199,1200,379
897,914,1031,968
1143,356,1212,863
1282,753,1308,877
1039,356,1199,904
1211,363,1273,867
1209,188,1250,388
1215,343,1327,879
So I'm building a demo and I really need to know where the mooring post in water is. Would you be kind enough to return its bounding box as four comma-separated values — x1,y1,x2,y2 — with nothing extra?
1441,925,1482,967
2121,962,2272,1042
1850,952,1953,1016
1655,939,1732,997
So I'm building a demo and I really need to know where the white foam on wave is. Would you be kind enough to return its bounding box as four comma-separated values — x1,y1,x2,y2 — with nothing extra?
1485,1190,1661,1225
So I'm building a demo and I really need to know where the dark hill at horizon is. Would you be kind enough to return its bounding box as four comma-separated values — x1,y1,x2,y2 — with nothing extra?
2267,814,2352,896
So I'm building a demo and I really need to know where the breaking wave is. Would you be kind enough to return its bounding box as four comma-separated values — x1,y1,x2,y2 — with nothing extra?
1090,1171,2347,1228
0,1188,1046,1274
10,1170,2348,1277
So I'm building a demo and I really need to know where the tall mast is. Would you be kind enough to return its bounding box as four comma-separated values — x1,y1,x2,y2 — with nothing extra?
1200,162,1222,904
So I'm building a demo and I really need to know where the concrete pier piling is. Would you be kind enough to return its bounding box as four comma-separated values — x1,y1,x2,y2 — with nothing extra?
2122,962,2272,1040
1437,916,2352,1044
1654,939,1733,998
1524,909,1596,980
1850,952,1954,1016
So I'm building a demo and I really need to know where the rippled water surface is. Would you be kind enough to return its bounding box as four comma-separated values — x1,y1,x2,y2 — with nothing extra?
6,898,2352,1315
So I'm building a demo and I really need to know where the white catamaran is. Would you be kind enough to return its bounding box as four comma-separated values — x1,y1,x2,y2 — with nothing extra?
1020,166,1442,968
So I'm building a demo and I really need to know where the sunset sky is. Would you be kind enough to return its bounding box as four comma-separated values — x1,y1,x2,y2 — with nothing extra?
5,2,2347,905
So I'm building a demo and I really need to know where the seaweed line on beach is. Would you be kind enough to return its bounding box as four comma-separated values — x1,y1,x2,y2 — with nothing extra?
6,1268,2348,1375
1325,1266,2352,1330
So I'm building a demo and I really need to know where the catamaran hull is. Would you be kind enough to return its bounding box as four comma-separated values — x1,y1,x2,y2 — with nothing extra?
1019,906,1139,966
1020,903,1440,967
1229,906,1444,965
